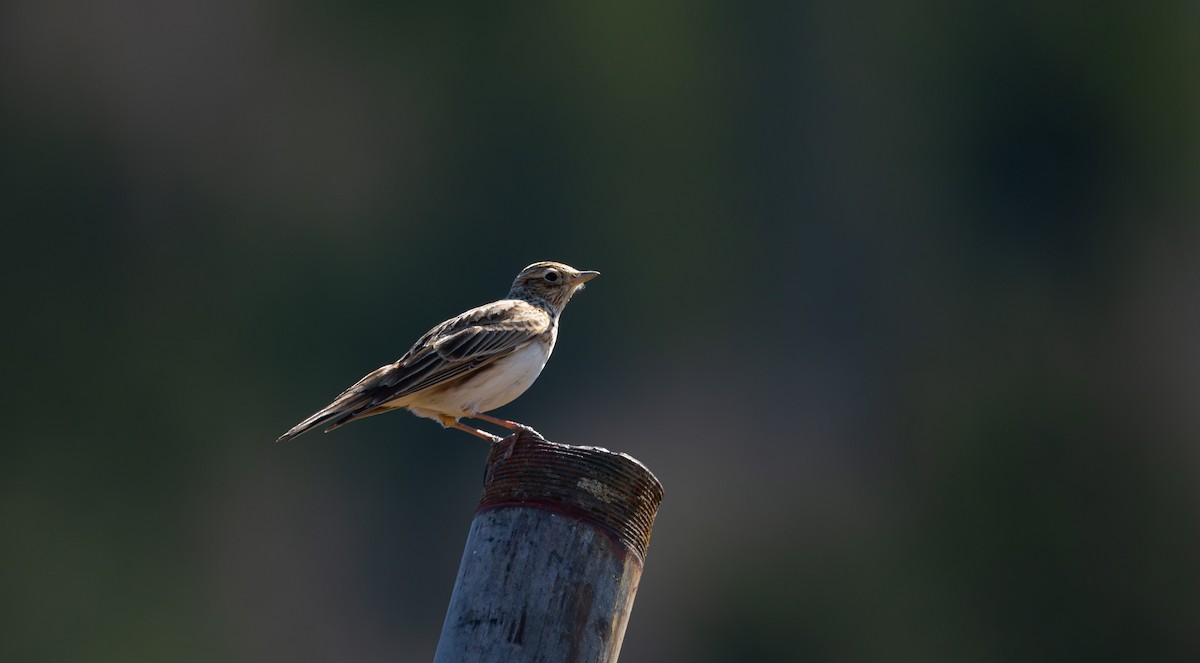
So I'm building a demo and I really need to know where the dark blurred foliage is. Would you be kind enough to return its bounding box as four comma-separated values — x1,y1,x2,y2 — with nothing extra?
2,1,1198,661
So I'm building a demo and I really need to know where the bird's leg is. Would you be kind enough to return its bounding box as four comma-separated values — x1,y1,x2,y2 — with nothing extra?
438,415,503,444
471,412,544,439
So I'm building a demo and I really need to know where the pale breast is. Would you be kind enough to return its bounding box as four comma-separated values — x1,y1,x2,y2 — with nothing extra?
411,335,555,417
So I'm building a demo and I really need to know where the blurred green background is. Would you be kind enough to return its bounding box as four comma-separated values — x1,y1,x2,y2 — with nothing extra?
3,1,1199,661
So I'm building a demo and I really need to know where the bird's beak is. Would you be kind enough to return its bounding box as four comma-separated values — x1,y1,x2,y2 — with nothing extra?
575,270,600,284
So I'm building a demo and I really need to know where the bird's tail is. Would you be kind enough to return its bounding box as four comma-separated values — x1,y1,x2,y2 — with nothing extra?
277,408,345,443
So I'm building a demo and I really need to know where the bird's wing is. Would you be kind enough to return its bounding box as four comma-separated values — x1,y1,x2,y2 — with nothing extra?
383,299,550,388
277,300,550,441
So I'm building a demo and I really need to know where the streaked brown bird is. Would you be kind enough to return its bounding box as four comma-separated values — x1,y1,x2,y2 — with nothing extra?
278,261,599,444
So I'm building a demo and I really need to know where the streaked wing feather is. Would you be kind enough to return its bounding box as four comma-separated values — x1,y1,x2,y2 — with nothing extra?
309,300,550,427
280,298,555,442
434,324,539,361
388,354,497,397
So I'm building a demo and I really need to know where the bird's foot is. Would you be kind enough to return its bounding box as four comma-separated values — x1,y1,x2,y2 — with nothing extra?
472,413,545,440
439,415,504,444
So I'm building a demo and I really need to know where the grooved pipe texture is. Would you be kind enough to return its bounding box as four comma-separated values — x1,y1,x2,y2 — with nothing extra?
434,431,664,663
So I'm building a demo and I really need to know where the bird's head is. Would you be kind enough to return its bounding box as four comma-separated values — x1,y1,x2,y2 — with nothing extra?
508,261,599,313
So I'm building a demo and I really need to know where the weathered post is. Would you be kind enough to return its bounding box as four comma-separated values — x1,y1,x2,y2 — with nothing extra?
433,430,664,663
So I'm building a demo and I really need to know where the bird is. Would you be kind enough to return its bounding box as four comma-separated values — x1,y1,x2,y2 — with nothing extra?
277,261,599,444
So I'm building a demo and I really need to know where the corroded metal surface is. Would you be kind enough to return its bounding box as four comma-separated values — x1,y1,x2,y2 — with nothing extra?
479,431,664,563
434,432,664,662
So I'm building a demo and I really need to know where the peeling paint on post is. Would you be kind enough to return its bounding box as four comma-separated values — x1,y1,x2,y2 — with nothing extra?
433,431,664,663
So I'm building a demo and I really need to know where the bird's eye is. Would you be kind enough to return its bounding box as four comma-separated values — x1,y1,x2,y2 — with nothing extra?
543,270,560,283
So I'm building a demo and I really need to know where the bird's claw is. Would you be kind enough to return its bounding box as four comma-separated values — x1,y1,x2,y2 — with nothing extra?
509,422,543,438
472,413,544,440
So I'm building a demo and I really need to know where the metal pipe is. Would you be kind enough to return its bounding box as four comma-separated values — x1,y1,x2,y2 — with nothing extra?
434,431,664,662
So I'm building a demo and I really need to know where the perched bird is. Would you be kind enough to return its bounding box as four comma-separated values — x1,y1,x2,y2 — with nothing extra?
278,261,599,444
